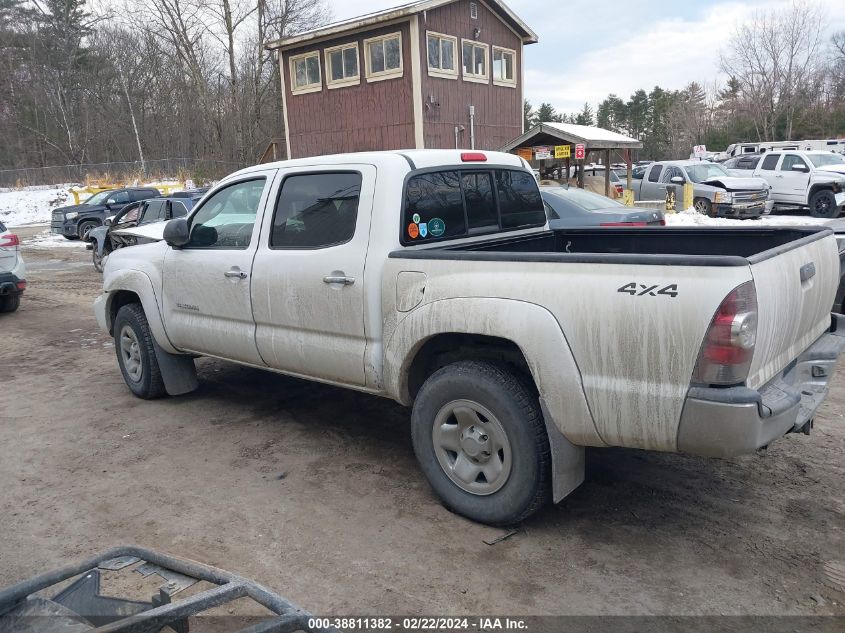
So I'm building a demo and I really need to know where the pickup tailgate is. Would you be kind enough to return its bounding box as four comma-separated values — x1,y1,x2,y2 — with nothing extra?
746,232,841,390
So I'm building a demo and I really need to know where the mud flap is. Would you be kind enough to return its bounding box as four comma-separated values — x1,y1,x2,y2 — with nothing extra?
539,397,586,502
151,337,199,396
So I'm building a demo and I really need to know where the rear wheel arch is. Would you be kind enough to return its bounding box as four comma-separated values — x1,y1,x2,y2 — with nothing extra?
407,333,534,402
385,297,600,448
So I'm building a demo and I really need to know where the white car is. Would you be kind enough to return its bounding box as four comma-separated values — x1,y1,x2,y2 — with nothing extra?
95,149,845,525
0,220,26,312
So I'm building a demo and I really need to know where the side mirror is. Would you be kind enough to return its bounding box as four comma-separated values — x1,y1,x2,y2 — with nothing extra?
163,217,190,247
670,176,685,184
104,218,113,227
791,164,809,172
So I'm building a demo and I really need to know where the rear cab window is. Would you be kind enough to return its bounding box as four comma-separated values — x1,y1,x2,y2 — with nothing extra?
402,168,545,245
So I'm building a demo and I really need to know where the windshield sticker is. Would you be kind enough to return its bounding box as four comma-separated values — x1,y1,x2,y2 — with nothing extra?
428,218,445,237
412,213,421,223
419,222,428,238
407,223,420,239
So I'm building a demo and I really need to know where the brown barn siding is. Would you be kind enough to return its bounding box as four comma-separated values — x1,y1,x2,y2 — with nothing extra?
419,0,523,150
282,22,416,158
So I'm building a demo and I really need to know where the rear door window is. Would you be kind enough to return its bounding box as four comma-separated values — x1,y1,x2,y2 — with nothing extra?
760,154,780,170
141,200,166,223
271,172,361,249
647,165,663,182
170,201,190,218
403,168,544,244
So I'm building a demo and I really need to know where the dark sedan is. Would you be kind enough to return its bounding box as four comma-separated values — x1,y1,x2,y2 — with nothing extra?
541,186,665,227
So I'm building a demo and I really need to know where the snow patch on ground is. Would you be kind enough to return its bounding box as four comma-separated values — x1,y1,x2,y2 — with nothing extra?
0,185,72,226
666,208,831,227
23,230,87,249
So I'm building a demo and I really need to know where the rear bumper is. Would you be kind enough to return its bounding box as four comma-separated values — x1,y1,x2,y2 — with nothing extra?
677,314,845,457
0,272,26,297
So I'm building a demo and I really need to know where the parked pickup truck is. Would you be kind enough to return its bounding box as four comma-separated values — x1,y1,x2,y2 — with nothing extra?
94,150,845,526
633,160,771,218
752,150,845,218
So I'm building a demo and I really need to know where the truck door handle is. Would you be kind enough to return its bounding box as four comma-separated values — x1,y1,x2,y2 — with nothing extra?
323,275,355,286
224,269,248,279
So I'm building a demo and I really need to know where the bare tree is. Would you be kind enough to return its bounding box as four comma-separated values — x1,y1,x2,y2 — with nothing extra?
720,1,826,141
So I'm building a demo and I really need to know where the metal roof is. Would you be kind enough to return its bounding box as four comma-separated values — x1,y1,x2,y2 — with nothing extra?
266,0,538,50
500,122,643,152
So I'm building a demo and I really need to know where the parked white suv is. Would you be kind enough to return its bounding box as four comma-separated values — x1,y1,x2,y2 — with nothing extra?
752,151,845,218
0,221,26,312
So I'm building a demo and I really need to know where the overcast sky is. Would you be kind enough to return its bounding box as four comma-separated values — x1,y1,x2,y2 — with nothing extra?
330,0,845,114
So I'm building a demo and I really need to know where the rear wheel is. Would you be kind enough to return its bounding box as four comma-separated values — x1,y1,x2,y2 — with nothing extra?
0,294,20,313
809,190,840,219
411,360,551,526
113,303,166,399
693,197,714,217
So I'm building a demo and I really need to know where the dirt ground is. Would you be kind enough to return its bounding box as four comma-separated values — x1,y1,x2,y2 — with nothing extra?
1,228,844,621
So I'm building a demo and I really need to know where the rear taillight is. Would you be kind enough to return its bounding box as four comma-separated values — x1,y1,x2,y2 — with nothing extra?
461,152,487,162
659,219,666,226
16,280,26,290
691,281,758,385
600,221,647,227
615,185,623,194
0,233,20,247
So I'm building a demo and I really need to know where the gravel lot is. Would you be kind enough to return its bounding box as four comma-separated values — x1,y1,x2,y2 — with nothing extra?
1,228,844,623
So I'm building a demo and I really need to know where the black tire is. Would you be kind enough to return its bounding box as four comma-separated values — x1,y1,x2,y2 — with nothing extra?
809,190,840,219
0,294,20,313
113,303,166,399
693,197,714,217
78,220,99,241
411,360,551,526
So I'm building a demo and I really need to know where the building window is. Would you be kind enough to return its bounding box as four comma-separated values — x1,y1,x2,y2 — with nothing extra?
364,32,403,82
426,31,457,78
461,39,488,83
492,46,516,87
325,43,359,88
290,52,321,94
470,2,478,19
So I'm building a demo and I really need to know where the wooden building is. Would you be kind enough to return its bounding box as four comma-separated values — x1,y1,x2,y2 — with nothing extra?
266,0,537,159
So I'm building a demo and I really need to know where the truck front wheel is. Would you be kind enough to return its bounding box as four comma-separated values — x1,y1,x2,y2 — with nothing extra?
809,190,840,219
693,197,714,217
113,303,166,399
411,361,551,526
77,220,99,241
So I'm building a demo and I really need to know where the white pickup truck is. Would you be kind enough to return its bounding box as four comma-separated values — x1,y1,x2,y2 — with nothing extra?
752,150,845,218
94,150,845,525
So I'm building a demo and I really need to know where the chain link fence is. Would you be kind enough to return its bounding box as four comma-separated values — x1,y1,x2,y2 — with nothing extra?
0,158,246,188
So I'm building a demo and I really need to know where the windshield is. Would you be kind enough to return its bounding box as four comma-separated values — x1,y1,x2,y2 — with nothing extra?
84,191,113,205
544,187,624,212
808,153,845,168
684,163,730,183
